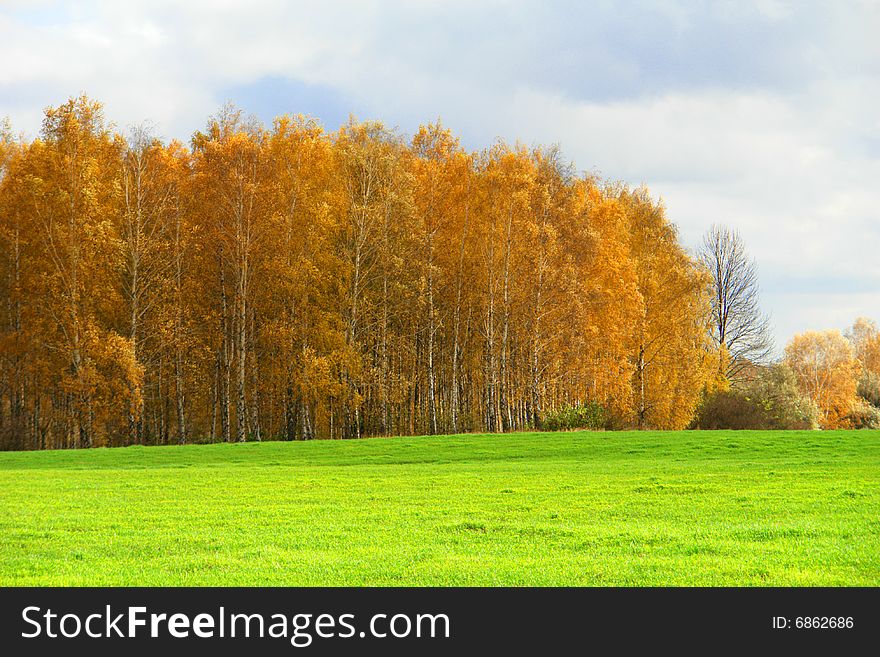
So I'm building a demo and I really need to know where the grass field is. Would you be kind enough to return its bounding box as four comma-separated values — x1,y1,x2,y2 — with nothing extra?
0,430,878,586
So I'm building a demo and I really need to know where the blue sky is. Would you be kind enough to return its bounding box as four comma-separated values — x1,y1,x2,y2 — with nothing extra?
1,0,878,353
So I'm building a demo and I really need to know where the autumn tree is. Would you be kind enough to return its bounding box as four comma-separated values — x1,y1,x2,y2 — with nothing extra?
784,329,861,428
412,122,475,434
8,97,140,447
846,317,880,374
192,105,267,442
559,182,640,421
118,125,179,442
260,114,347,441
335,119,424,439
443,153,477,434
621,187,713,429
162,141,196,443
476,143,533,431
0,119,28,448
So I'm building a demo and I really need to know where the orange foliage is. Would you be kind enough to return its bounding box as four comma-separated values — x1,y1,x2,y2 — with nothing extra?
0,96,721,447
785,330,861,429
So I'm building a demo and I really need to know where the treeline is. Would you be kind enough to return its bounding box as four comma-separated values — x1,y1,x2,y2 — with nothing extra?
0,96,721,449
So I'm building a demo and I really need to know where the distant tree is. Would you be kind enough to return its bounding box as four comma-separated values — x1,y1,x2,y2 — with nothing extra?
847,317,880,416
846,317,880,374
699,225,773,382
0,117,13,170
784,330,861,428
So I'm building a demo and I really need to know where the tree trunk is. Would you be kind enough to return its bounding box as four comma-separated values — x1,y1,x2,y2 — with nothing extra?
219,258,232,443
637,344,647,430
236,267,247,442
426,232,438,435
249,308,261,441
173,208,187,444
499,204,513,432
451,179,470,434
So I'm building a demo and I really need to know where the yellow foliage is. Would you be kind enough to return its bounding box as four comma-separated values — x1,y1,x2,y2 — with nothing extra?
0,96,754,447
785,330,861,429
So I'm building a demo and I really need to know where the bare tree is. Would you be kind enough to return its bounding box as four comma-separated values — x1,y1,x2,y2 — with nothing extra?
699,225,773,382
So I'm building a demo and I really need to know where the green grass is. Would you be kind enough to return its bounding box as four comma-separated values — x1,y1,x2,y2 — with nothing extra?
0,430,878,586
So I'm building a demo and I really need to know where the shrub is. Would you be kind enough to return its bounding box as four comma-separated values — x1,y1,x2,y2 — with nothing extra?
541,402,606,431
748,364,820,430
692,364,819,430
691,390,766,430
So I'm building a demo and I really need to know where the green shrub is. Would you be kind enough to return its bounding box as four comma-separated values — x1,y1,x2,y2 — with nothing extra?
541,402,606,431
692,390,766,430
747,364,820,430
693,364,819,430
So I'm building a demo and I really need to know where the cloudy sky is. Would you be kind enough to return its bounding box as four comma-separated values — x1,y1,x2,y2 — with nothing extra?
2,0,878,353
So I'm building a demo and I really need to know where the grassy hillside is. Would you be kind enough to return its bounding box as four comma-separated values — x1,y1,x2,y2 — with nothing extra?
1,430,877,586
